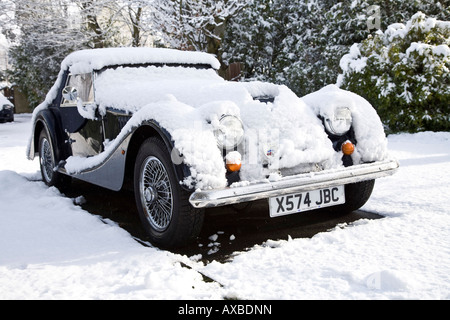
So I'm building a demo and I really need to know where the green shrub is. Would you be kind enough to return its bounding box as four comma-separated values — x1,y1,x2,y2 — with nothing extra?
338,12,450,132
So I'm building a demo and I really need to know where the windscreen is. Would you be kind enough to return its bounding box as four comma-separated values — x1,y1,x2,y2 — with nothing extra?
94,65,223,112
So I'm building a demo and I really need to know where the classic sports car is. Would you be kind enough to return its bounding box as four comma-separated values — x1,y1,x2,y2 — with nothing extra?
27,48,398,248
0,92,14,122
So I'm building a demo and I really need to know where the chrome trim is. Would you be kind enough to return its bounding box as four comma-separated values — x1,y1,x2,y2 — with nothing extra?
189,159,399,208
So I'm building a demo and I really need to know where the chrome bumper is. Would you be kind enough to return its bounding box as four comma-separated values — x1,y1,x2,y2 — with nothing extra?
189,159,399,208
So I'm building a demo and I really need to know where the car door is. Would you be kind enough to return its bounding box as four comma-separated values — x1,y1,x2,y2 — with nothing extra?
59,73,104,158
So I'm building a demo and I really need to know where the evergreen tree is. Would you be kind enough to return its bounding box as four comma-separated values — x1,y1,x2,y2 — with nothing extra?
222,0,449,98
221,0,277,80
274,1,330,96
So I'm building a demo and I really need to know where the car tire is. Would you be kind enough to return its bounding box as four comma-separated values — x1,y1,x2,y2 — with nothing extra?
333,179,375,213
134,137,204,248
38,129,71,189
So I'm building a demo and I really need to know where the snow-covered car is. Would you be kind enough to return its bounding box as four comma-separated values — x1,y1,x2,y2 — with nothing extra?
0,92,14,122
27,48,398,248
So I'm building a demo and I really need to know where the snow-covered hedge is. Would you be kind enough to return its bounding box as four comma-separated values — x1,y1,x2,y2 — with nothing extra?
338,12,450,132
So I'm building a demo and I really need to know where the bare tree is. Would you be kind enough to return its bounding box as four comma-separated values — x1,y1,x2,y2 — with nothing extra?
1,0,160,108
151,0,247,56
73,0,155,48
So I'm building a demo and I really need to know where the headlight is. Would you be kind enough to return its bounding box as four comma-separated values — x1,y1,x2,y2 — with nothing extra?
214,115,244,149
324,107,352,136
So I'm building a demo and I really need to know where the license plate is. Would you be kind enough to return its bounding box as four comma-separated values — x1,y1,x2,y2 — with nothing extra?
269,186,345,217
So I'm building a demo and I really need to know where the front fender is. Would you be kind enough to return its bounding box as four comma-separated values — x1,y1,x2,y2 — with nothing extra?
128,120,192,192
28,108,68,162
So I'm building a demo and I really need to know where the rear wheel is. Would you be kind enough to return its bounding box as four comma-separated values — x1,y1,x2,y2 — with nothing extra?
134,137,204,248
38,129,70,189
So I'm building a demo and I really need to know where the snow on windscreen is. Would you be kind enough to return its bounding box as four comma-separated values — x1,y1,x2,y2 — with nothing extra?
94,65,226,112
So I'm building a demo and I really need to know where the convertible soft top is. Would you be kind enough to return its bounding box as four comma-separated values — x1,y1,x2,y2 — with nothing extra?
62,47,221,75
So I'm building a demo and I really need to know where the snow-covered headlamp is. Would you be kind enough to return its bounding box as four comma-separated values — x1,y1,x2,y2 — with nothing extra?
214,115,244,149
324,107,352,136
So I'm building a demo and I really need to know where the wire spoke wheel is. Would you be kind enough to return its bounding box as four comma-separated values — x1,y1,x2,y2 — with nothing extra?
38,129,71,189
139,156,173,232
134,137,204,248
39,135,55,183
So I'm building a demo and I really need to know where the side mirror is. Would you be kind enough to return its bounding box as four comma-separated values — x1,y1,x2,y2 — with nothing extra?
62,86,78,102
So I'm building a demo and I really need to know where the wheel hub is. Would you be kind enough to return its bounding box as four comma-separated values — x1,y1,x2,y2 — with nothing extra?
144,186,158,203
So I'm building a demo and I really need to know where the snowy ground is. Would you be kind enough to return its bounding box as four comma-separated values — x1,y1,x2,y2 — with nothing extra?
0,114,449,300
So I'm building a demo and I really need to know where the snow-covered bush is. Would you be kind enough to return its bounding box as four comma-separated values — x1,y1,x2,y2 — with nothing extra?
338,12,450,132
222,0,448,100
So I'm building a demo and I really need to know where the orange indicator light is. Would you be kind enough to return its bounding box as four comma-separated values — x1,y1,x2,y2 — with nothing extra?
225,151,242,172
342,141,355,155
226,162,242,172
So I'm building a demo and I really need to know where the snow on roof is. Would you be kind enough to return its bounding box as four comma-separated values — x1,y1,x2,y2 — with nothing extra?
63,47,221,75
